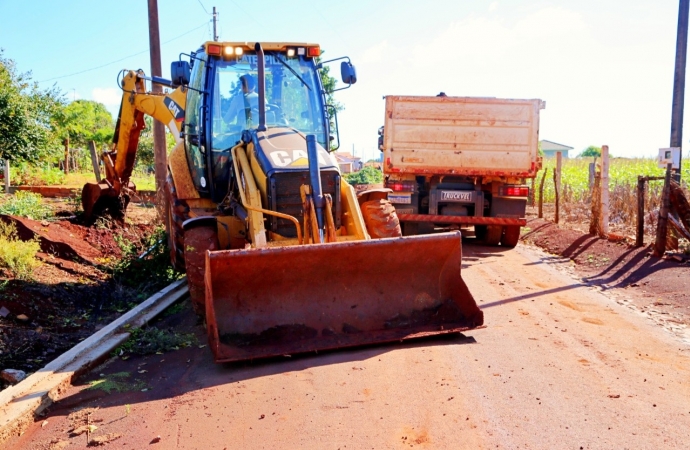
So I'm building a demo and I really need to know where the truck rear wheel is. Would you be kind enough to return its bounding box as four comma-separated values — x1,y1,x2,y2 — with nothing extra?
474,225,487,240
183,225,219,316
501,226,521,248
166,172,189,272
485,225,503,246
361,199,402,238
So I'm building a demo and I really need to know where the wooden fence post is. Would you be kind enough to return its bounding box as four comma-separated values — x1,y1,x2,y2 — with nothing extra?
653,163,673,257
636,176,645,247
529,175,536,207
3,159,9,193
553,169,559,224
555,151,562,193
63,137,70,175
599,145,609,237
538,168,548,219
88,141,101,182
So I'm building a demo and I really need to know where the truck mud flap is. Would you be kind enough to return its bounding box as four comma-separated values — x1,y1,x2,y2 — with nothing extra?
204,232,483,363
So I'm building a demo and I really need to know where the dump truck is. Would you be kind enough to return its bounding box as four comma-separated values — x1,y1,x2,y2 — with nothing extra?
378,95,545,247
81,42,483,363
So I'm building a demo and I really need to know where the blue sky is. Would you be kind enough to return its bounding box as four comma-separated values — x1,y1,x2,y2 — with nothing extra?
0,0,684,162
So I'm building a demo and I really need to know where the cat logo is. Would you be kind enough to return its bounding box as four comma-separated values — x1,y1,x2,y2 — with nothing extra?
164,97,184,122
270,150,328,168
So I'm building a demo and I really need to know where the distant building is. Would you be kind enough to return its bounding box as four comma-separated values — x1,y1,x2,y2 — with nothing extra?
540,140,573,158
334,152,362,173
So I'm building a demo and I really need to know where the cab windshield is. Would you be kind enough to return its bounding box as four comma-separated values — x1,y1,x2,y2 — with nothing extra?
211,53,326,151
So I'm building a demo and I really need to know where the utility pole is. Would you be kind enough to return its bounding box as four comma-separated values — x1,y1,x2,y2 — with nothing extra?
147,0,169,229
670,0,689,182
213,6,218,41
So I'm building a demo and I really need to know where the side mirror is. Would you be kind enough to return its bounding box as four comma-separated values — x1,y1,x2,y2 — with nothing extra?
340,61,357,85
171,61,191,87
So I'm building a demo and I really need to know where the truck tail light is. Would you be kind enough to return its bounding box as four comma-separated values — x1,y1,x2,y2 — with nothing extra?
385,180,415,192
500,185,529,197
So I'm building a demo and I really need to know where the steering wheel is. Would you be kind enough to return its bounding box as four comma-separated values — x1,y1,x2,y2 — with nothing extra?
213,124,245,150
266,104,289,126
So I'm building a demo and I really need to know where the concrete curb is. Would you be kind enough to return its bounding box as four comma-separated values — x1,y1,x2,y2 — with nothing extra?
0,278,189,445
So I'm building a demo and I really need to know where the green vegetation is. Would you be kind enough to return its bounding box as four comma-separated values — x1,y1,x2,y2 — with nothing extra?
579,146,602,158
87,372,147,394
538,157,690,203
0,221,40,280
0,50,63,163
114,326,196,356
0,191,52,220
110,225,181,295
10,162,66,186
344,166,383,185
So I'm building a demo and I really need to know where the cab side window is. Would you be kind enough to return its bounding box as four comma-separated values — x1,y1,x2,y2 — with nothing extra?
185,55,209,194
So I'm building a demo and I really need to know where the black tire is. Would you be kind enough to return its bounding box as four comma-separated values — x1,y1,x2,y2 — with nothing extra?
361,199,402,238
474,225,487,240
183,225,219,316
166,171,189,272
485,225,503,246
501,225,521,248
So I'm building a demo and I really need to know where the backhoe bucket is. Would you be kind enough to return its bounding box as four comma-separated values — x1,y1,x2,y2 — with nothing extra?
205,231,483,363
82,181,134,222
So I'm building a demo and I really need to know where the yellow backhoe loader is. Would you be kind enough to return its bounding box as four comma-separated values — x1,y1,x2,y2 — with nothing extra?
82,41,483,363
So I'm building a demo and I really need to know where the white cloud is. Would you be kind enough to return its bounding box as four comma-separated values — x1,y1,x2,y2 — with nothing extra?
358,40,389,65
91,87,121,107
338,5,675,159
489,2,499,12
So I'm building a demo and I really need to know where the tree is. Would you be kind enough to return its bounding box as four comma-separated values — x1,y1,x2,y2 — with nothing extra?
317,54,344,150
136,116,176,168
55,100,114,149
0,50,63,162
579,146,602,158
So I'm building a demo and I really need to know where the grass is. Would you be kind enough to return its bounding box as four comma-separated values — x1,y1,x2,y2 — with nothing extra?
87,372,147,394
0,221,40,280
61,168,156,191
535,157,690,233
114,326,196,356
538,157,689,204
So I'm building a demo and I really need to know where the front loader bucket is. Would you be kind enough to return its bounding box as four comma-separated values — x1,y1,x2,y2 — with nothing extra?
205,231,483,363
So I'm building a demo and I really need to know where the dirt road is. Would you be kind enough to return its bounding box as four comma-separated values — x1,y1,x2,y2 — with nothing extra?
9,243,690,449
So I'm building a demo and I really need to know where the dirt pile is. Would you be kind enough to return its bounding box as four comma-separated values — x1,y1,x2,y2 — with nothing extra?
0,206,175,387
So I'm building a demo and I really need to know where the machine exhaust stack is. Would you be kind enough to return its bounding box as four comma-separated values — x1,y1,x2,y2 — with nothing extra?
254,42,267,132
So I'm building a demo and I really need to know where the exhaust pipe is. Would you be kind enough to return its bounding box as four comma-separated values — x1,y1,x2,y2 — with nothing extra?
254,42,267,132
307,135,325,242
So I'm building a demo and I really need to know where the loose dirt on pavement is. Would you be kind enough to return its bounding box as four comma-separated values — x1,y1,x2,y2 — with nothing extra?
6,240,690,449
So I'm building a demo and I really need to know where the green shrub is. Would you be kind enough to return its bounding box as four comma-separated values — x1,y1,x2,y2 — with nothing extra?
0,191,52,220
10,162,66,186
0,221,40,280
344,166,383,185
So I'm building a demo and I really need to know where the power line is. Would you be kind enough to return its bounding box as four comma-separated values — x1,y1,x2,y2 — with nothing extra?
38,21,209,83
196,0,210,14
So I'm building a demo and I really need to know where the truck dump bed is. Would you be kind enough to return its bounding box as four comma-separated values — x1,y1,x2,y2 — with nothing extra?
383,96,544,177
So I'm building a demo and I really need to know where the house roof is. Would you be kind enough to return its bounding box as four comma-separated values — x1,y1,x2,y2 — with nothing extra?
540,140,573,152
334,152,361,163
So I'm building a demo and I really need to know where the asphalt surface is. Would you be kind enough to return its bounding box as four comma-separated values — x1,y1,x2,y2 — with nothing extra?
8,243,690,449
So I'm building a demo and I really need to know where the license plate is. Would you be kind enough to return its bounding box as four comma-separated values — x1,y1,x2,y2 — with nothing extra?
395,208,414,215
389,194,412,204
440,190,474,202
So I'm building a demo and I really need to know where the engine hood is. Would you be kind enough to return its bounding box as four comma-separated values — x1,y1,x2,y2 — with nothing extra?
253,127,339,177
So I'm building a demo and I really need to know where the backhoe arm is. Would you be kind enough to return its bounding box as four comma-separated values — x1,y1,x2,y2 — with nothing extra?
82,70,187,220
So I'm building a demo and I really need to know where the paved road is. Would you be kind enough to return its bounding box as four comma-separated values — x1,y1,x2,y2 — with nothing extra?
10,243,690,449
